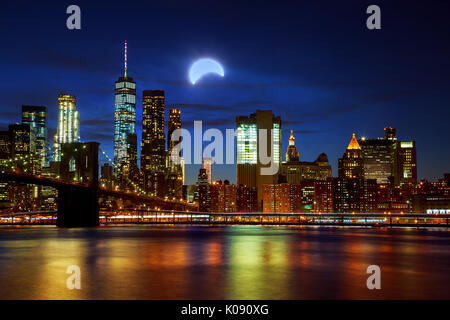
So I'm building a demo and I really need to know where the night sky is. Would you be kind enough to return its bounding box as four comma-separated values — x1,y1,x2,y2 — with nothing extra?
1,0,449,184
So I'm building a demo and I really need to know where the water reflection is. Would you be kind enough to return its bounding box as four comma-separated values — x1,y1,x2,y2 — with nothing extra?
0,225,449,299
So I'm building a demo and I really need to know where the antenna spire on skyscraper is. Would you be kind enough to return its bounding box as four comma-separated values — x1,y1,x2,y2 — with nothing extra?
124,40,128,78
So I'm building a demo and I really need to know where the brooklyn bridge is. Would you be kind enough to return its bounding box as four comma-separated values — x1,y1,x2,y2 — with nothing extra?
0,141,194,227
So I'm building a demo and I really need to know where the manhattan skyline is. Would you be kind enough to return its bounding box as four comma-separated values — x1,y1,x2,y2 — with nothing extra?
0,1,449,185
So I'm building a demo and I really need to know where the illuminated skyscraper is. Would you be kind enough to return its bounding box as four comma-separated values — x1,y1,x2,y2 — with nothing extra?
141,90,166,193
285,130,299,162
22,106,48,167
166,108,183,199
0,131,11,204
167,108,182,173
338,132,364,179
0,131,11,161
141,90,165,173
202,157,213,184
358,127,395,184
125,133,138,177
9,124,40,175
9,124,34,157
197,168,210,212
236,110,281,210
180,157,185,185
393,141,417,185
359,138,393,184
167,108,181,153
357,127,417,186
114,41,136,173
53,94,80,162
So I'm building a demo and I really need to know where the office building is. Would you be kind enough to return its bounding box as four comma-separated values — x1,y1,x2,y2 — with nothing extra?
197,168,210,212
0,131,11,205
22,105,48,167
180,157,185,185
113,41,137,173
8,124,34,157
285,130,299,162
53,94,80,162
263,183,290,213
141,90,166,192
202,157,213,184
210,180,237,212
166,108,183,198
357,126,397,184
314,179,334,213
167,108,181,155
236,110,282,210
410,194,450,213
393,141,417,185
298,180,315,212
338,132,364,179
359,137,393,184
125,133,138,176
281,131,332,183
333,178,377,213
236,185,258,212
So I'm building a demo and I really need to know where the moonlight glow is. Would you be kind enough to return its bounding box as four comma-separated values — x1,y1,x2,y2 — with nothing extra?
189,58,224,84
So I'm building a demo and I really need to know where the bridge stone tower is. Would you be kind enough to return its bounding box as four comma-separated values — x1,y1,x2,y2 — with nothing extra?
57,142,100,227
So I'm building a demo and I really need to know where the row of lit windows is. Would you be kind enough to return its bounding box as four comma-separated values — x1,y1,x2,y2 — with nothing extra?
115,94,136,104
236,124,257,164
115,81,136,89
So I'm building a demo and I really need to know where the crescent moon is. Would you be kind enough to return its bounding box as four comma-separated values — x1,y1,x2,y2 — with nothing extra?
189,58,224,84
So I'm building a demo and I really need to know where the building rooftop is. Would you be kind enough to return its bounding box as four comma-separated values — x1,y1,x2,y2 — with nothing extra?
347,132,361,150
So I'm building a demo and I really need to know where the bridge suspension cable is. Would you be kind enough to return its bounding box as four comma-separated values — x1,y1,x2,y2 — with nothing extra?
98,147,146,195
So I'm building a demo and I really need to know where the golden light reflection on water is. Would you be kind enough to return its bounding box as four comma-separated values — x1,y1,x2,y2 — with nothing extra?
0,225,449,299
226,228,290,299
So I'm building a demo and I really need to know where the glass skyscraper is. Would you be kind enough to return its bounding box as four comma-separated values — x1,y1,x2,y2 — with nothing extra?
236,110,282,210
53,94,80,162
114,41,136,173
236,123,257,164
22,105,48,167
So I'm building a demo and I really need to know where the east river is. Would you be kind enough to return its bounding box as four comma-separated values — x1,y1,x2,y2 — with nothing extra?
0,225,449,299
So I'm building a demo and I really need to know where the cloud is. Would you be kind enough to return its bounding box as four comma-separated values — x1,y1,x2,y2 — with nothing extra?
173,103,231,112
284,119,305,126
87,132,112,142
80,113,114,142
0,110,20,120
287,90,425,121
9,43,116,78
173,100,275,115
82,116,113,127
293,129,322,134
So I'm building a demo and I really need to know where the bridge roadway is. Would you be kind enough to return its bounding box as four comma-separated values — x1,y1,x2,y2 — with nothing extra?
0,171,195,227
1,209,449,228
